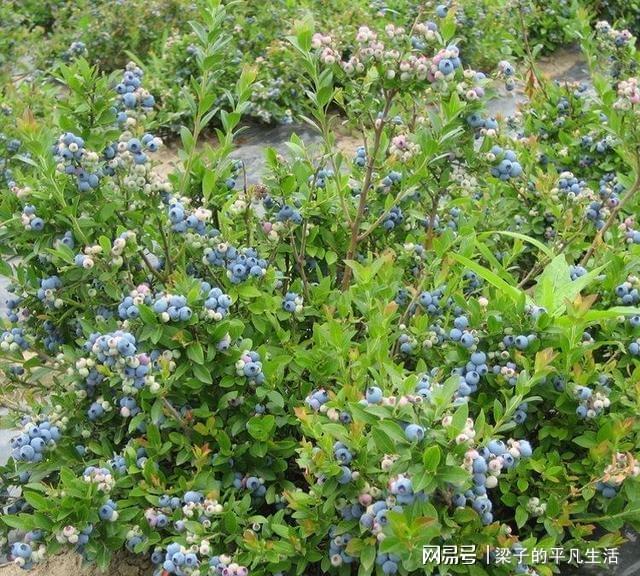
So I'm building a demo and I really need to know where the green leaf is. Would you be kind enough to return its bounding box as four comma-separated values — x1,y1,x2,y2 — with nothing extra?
23,491,49,511
515,506,528,528
450,402,469,436
377,420,407,444
138,304,157,325
247,415,276,442
359,541,376,574
451,253,525,305
193,364,212,384
534,255,607,316
372,426,396,454
187,342,205,365
481,230,553,258
422,445,441,472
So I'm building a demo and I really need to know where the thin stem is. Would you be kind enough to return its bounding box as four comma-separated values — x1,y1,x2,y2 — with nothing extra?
425,188,441,251
517,2,548,100
163,398,191,435
517,226,585,288
115,212,167,284
341,89,396,290
289,232,311,302
391,272,430,357
156,214,173,275
358,188,409,243
179,67,210,196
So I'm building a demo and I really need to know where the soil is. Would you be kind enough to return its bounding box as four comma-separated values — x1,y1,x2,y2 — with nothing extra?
0,552,151,576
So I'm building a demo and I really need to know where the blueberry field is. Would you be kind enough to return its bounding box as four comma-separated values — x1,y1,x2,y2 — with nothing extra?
2,1,640,575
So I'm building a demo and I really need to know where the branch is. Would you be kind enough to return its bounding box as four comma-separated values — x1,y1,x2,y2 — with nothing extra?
357,188,411,243
289,232,311,302
155,214,173,275
341,89,396,290
163,398,191,435
580,172,640,266
115,212,168,284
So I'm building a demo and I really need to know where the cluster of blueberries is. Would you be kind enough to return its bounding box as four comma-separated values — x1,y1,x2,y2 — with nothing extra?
414,372,438,401
304,388,330,411
0,327,28,352
87,399,110,421
353,145,367,167
556,171,588,198
204,244,268,283
114,62,155,123
153,294,193,322
233,474,267,497
596,479,622,499
73,252,94,269
375,552,402,575
379,170,402,192
275,203,303,225
85,330,137,365
488,146,523,180
350,483,428,574
52,132,101,192
118,286,151,320
166,198,211,234
615,279,640,305
328,530,356,568
82,466,115,493
157,542,200,575
434,44,462,76
397,332,416,354
235,350,265,385
416,286,448,316
9,542,41,570
98,499,119,522
55,524,93,552
454,438,533,525
125,528,146,553
63,40,87,60
503,333,536,351
119,396,140,418
37,275,62,309
497,59,516,91
466,112,499,134
491,359,519,387
5,294,23,324
152,545,248,576
569,265,587,281
584,174,622,230
447,314,476,349
309,168,333,189
20,205,44,231
10,418,61,463
382,206,404,230
103,133,161,172
202,283,233,320
574,382,611,419
452,350,489,399
282,291,303,313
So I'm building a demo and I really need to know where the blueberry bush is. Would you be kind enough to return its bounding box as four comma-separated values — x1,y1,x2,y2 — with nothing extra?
2,2,640,576
4,0,640,134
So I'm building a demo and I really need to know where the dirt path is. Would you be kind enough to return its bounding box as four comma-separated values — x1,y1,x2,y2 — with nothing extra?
0,553,151,576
